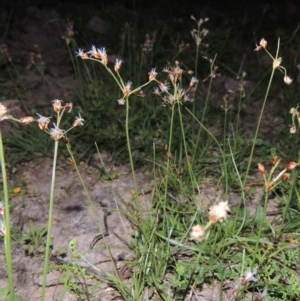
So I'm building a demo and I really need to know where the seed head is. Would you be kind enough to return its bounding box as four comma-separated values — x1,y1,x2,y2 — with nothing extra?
290,107,298,116
208,201,231,224
52,99,63,112
284,75,293,85
254,38,267,51
50,123,64,141
254,288,268,301
117,98,126,105
272,156,280,168
136,90,145,97
281,173,290,181
88,46,108,65
65,102,73,113
173,66,183,81
76,48,89,59
189,77,199,87
273,57,282,69
114,59,122,72
158,82,170,92
259,38,267,48
73,113,84,127
123,81,132,96
189,225,205,243
36,113,51,130
241,268,258,286
290,124,297,134
19,116,35,124
286,161,298,171
88,45,101,59
258,163,266,174
0,103,7,120
152,87,161,96
148,68,158,81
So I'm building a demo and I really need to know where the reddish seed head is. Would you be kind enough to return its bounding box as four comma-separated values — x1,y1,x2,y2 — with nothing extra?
272,156,280,167
52,99,63,112
281,173,290,181
19,116,35,124
286,162,298,171
258,163,266,174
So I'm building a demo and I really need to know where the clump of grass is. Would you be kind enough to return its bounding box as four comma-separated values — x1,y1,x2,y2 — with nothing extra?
70,32,299,301
0,105,35,301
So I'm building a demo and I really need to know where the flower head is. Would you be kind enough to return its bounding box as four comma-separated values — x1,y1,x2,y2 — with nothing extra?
286,161,298,171
88,46,108,65
0,103,7,120
36,113,51,130
73,113,84,127
65,102,73,113
149,68,158,81
254,287,268,301
117,98,125,105
258,163,266,174
88,45,101,59
123,81,132,96
254,38,267,51
136,90,145,97
153,87,160,96
173,66,183,81
241,267,258,286
284,75,293,85
158,82,170,92
50,123,64,141
290,107,298,116
189,77,199,87
19,116,35,124
52,99,63,112
75,48,89,59
114,59,122,72
273,57,282,69
189,225,205,243
290,124,297,134
208,201,231,224
281,173,290,181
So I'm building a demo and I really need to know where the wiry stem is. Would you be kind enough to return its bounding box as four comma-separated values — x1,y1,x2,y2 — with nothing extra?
41,140,59,301
0,129,14,301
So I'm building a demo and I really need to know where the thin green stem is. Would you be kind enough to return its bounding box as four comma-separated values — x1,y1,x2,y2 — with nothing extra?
41,140,59,301
0,129,14,301
192,55,217,160
242,68,275,188
177,104,196,193
125,97,140,212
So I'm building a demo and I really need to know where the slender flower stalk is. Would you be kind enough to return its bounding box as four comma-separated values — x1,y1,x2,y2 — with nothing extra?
0,103,34,300
76,47,158,218
0,130,14,301
39,100,84,300
40,139,58,301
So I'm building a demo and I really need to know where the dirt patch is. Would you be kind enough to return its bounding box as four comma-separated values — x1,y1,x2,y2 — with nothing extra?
0,156,154,300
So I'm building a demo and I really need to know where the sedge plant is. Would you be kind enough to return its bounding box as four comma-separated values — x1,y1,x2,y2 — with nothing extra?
0,105,35,301
33,100,88,301
76,46,158,217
